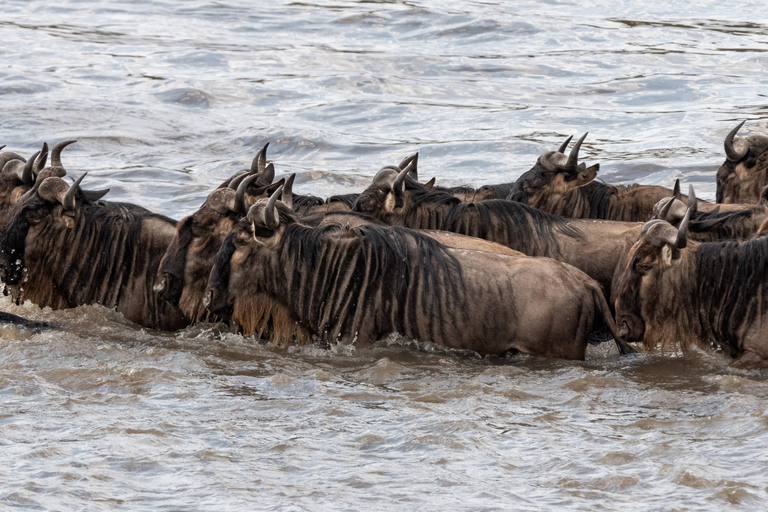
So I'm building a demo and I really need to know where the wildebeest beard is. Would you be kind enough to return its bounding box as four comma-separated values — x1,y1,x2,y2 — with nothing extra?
210,222,467,346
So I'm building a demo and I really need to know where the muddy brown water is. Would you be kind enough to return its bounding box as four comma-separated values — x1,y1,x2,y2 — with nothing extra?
2,1,768,509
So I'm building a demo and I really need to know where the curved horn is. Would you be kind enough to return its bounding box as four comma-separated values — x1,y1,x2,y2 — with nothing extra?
673,179,681,200
251,142,269,174
557,135,574,154
0,145,5,151
235,173,260,214
657,197,674,221
398,153,419,181
724,120,747,162
51,140,77,168
23,151,40,185
63,173,86,213
82,188,110,202
392,165,410,194
282,173,295,210
35,150,48,173
675,207,691,249
687,184,697,216
228,172,248,191
423,176,436,191
0,152,25,172
556,132,587,172
264,184,283,230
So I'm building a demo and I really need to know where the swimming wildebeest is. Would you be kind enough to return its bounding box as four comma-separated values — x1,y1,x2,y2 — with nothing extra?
614,207,768,369
0,141,108,234
155,172,521,324
204,187,634,358
717,121,768,204
508,133,692,222
0,175,186,331
653,183,767,241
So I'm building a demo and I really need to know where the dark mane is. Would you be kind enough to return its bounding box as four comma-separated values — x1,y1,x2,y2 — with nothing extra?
478,183,515,200
407,184,582,257
293,193,325,209
689,208,755,241
278,223,465,340
695,237,768,353
327,193,360,208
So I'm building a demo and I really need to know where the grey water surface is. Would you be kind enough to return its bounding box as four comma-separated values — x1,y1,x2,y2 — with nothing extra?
1,1,768,510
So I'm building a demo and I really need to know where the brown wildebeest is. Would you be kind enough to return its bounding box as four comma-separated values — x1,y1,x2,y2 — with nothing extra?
614,207,768,369
508,133,696,221
717,121,768,204
155,172,520,324
204,187,634,358
653,183,767,241
0,175,186,331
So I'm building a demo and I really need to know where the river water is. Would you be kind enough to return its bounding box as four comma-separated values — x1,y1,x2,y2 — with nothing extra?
1,1,768,509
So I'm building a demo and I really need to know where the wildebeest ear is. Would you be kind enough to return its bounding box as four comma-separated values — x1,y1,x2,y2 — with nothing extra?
282,174,295,210
423,177,436,191
575,164,599,186
258,162,275,186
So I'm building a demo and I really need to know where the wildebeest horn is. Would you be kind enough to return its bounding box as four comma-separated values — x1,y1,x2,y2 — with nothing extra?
282,173,295,210
236,174,260,214
672,179,681,200
674,207,691,249
398,153,419,181
556,133,587,173
264,184,283,230
557,135,573,154
0,145,5,151
82,189,110,202
251,142,269,174
724,120,747,162
23,151,40,185
687,184,697,216
51,140,77,168
228,172,248,190
423,177,436,191
392,165,410,194
35,150,48,173
657,196,674,221
0,152,25,173
63,173,86,214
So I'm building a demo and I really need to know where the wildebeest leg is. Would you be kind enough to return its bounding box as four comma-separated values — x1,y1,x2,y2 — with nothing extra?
0,312,51,331
730,351,768,370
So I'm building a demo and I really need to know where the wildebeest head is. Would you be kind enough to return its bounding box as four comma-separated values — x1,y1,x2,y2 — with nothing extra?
204,184,295,321
0,144,54,226
154,164,285,322
509,133,599,205
717,121,768,204
0,174,85,287
614,208,691,342
352,156,420,220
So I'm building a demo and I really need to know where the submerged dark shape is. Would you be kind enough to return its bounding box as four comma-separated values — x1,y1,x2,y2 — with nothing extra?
0,176,186,331
614,206,768,369
205,189,633,358
717,121,768,204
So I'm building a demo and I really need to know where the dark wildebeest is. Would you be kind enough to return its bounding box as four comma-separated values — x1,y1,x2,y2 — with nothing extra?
508,133,696,222
614,207,768,369
155,172,521,324
0,141,108,234
653,183,768,241
204,187,634,358
717,121,768,204
0,176,186,331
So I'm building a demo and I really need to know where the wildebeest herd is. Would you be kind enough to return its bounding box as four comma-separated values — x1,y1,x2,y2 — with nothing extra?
1,121,768,368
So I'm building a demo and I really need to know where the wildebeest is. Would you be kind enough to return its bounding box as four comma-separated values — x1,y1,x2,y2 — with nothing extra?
0,141,108,235
653,183,767,241
0,175,186,331
204,187,634,358
156,171,521,324
717,121,768,204
614,207,768,369
508,134,690,222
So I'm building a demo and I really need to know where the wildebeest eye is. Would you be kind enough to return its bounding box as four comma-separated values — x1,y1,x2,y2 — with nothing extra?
632,256,654,275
